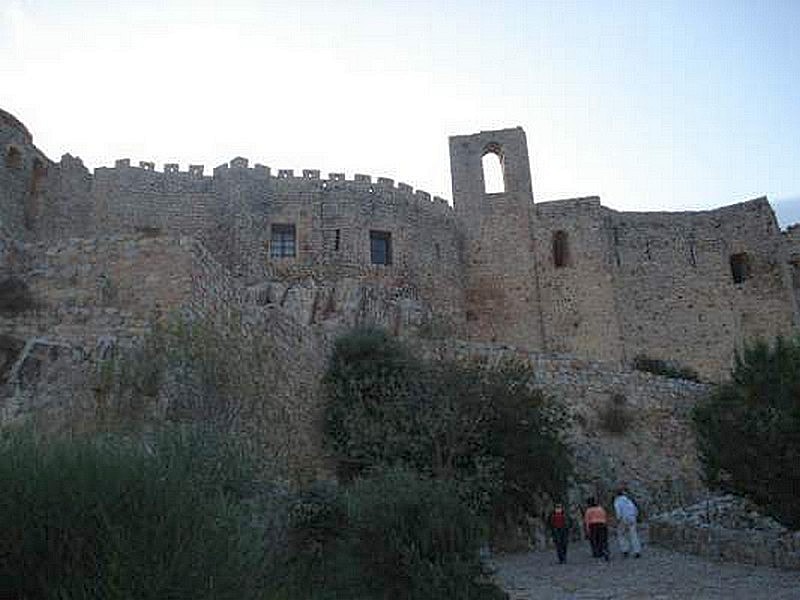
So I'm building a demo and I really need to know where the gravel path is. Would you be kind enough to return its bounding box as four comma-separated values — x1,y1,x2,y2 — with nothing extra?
492,542,800,599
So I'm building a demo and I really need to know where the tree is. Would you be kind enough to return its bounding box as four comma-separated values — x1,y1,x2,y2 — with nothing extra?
322,327,573,522
693,337,800,528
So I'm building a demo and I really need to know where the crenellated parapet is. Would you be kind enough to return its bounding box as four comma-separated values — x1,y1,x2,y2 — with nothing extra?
95,153,453,217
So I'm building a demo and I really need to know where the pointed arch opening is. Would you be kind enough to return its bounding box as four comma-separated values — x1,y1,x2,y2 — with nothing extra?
482,144,505,194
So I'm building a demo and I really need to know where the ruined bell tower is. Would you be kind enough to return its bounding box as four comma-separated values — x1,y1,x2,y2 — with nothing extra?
449,128,545,348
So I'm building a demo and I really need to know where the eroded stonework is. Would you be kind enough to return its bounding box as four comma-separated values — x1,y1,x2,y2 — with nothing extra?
3,109,797,380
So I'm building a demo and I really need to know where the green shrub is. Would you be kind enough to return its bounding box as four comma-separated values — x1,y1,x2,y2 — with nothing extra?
633,354,700,382
598,393,634,435
0,426,270,600
91,311,302,481
0,276,37,315
323,328,572,525
693,337,800,529
279,468,507,600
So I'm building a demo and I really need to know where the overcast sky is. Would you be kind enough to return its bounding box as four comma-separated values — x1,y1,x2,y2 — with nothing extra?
2,0,799,225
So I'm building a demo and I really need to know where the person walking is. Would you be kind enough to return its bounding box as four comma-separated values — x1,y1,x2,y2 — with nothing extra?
583,497,610,561
613,487,642,558
548,503,570,564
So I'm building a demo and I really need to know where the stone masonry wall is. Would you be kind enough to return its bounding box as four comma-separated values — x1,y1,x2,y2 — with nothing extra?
610,198,798,379
534,197,624,362
85,159,465,335
650,495,800,570
3,110,799,384
425,340,710,514
450,128,544,348
1,235,194,345
0,233,331,481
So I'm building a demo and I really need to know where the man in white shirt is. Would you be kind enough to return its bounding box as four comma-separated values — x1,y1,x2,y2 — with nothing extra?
613,487,642,558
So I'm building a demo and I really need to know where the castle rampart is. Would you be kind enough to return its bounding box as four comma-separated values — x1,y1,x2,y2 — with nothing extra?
2,108,797,380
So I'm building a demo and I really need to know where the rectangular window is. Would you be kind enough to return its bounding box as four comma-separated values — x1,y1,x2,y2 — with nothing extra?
270,223,296,258
370,230,392,265
334,228,341,251
730,252,750,284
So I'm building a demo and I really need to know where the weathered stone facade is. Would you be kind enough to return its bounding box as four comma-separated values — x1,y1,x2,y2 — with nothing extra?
3,109,797,380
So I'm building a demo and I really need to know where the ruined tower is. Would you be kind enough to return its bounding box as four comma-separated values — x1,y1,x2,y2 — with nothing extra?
449,128,545,348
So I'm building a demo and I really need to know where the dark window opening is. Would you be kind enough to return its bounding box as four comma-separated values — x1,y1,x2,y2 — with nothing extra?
688,238,697,267
334,228,340,251
482,146,505,194
730,252,750,284
31,158,46,196
434,242,441,260
270,223,296,258
370,230,392,265
5,146,22,169
553,230,570,268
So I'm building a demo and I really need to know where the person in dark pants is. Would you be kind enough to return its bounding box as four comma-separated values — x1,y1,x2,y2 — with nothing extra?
583,497,610,561
548,503,570,563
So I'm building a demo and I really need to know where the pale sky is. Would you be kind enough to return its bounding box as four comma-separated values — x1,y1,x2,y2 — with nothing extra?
2,0,799,225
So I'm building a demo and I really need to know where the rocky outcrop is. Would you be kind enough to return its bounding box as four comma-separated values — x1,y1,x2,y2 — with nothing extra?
650,495,800,570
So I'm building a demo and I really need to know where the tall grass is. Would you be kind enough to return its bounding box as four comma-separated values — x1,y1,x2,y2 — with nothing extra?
0,426,271,600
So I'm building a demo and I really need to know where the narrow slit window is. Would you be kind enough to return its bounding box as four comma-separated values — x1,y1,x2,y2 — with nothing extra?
370,230,392,265
553,230,570,268
334,228,341,251
270,223,296,258
730,252,750,284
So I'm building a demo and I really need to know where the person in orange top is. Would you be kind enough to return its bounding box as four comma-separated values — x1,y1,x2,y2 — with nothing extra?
584,497,610,560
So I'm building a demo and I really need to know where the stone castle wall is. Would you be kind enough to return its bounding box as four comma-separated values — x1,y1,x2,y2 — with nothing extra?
0,233,330,480
533,197,623,362
425,340,709,513
449,129,799,380
650,495,800,570
2,109,799,380
610,199,798,376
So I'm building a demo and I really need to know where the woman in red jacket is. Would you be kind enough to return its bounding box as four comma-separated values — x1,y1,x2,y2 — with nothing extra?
548,503,570,564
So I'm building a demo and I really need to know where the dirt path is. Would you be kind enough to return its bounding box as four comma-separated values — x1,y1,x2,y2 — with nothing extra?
492,543,800,599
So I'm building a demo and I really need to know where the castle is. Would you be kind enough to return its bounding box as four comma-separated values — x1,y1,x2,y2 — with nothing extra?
2,107,799,380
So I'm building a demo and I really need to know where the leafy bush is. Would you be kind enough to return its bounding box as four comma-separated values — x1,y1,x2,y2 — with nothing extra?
598,393,634,435
279,468,507,600
633,354,700,382
693,337,800,529
91,311,304,481
323,327,573,524
0,276,37,315
0,426,271,599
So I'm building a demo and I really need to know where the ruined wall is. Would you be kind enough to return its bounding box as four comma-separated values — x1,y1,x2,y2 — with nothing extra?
1,234,331,480
84,157,465,334
93,161,218,237
450,128,544,347
651,495,800,570
0,109,48,239
1,236,194,346
533,197,624,362
424,340,709,513
4,108,799,383
610,198,798,379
